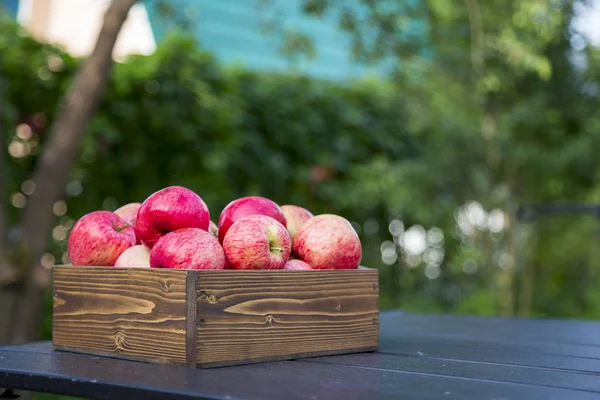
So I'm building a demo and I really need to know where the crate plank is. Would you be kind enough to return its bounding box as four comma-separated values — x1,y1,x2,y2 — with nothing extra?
52,267,379,367
195,270,379,367
52,266,189,364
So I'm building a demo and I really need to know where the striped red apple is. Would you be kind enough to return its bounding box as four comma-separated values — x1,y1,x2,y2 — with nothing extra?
293,214,361,269
150,228,225,270
223,215,291,269
217,196,286,244
68,211,136,266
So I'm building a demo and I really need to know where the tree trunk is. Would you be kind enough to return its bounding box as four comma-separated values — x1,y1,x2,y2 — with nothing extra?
0,70,6,258
0,0,138,346
0,48,20,341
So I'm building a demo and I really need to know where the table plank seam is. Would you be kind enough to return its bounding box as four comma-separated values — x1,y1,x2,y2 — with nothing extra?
388,333,600,349
375,350,600,376
388,339,600,361
295,359,600,394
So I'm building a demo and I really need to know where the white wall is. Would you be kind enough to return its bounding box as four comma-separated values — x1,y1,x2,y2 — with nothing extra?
17,0,156,59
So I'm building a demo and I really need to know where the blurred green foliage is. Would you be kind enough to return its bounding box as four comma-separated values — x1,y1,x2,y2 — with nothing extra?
2,1,600,398
2,2,600,374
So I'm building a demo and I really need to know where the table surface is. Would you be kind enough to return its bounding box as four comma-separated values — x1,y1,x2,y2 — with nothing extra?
2,311,600,400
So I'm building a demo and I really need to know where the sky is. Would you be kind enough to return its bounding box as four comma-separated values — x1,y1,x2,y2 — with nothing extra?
573,0,600,46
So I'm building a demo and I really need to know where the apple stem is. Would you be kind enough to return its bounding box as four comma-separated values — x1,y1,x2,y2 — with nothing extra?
270,247,284,253
114,224,130,233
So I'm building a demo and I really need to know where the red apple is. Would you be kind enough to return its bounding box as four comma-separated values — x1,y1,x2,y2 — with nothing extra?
136,186,210,248
150,228,225,270
68,211,136,266
223,215,291,269
293,214,361,269
114,244,151,268
281,205,313,241
114,202,141,226
218,196,286,243
283,259,313,270
209,220,218,237
115,202,142,244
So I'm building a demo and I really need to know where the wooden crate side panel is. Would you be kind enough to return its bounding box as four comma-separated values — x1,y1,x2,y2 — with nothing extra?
53,266,189,364
196,270,379,366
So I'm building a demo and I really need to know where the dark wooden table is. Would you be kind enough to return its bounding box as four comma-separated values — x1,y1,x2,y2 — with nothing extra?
2,311,600,399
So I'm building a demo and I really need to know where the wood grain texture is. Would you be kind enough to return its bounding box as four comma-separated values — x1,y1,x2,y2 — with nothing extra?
185,270,198,365
52,267,379,368
52,266,188,364
195,270,379,367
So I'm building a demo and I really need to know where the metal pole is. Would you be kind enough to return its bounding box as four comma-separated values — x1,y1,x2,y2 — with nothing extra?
517,204,600,222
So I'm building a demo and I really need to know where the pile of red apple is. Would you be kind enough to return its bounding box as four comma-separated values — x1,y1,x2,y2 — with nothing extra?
67,186,362,270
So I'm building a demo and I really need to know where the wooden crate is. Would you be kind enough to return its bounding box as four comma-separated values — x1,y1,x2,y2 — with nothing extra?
52,266,379,368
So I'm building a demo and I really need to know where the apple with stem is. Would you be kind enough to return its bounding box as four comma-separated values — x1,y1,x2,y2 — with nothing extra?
115,202,142,243
136,186,210,248
114,202,141,226
68,211,136,266
223,215,291,269
218,196,286,244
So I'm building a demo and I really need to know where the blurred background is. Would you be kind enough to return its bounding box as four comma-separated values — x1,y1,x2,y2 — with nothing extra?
2,0,600,379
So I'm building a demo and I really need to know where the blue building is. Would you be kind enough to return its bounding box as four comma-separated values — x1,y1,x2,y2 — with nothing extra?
145,0,389,80
3,0,426,81
0,0,18,16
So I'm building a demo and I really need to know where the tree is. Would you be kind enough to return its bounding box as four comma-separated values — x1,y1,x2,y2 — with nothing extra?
284,0,600,316
0,0,138,345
